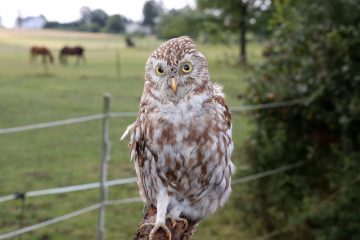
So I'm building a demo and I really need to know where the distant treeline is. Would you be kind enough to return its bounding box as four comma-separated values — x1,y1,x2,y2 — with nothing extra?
43,0,273,63
44,7,130,34
44,1,272,40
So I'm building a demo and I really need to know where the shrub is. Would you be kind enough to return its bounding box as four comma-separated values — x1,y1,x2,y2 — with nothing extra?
243,0,360,239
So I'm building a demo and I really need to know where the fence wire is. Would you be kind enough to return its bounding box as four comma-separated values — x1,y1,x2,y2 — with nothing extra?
110,112,138,118
0,99,305,136
0,162,304,239
232,161,304,185
0,98,307,239
0,198,144,240
0,114,105,135
0,161,303,205
230,98,304,112
105,197,143,206
0,203,101,240
0,178,137,204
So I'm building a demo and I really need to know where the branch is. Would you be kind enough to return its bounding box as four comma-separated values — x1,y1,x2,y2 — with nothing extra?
133,205,198,240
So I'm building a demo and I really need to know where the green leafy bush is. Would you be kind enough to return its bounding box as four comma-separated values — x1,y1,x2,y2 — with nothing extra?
243,0,360,239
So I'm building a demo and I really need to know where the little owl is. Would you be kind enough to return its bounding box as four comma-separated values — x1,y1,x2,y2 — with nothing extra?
122,36,235,239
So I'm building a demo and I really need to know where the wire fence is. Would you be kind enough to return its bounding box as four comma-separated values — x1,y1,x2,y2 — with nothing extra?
0,197,144,240
230,98,305,112
0,162,304,240
0,114,106,135
0,96,307,239
250,178,360,240
0,178,137,204
0,162,303,204
0,99,305,136
0,203,102,240
232,161,304,185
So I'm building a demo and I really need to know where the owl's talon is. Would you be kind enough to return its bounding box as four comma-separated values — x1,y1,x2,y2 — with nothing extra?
171,218,176,228
139,222,153,232
139,222,172,240
169,217,188,229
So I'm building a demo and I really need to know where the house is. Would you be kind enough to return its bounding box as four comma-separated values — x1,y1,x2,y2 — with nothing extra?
125,22,151,35
16,15,47,29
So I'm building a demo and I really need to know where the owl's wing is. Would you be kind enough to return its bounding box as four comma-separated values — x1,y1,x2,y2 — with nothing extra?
129,111,150,202
120,122,135,141
212,83,236,175
212,83,232,128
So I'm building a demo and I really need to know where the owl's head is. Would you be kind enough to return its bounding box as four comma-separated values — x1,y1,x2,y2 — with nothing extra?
145,36,211,104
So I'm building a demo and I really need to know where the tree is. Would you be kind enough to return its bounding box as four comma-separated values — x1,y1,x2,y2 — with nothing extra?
156,8,205,39
79,8,109,32
90,9,108,29
104,15,126,33
243,0,360,238
80,6,92,25
44,21,61,29
197,0,271,64
142,0,163,32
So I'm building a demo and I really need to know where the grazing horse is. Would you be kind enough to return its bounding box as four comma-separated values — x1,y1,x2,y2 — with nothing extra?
29,46,54,64
59,46,85,65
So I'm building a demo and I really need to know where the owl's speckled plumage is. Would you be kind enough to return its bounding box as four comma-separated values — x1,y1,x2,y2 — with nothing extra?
128,36,235,236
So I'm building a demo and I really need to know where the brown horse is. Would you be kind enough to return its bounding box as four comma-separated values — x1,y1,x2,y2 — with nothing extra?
59,46,85,65
29,46,54,64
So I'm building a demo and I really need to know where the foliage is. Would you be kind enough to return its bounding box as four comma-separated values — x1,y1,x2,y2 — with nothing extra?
44,21,81,31
157,0,259,43
197,0,272,62
248,4,273,37
197,0,247,30
104,14,126,33
89,9,108,28
243,0,360,239
45,6,127,34
80,6,92,25
142,0,163,31
79,8,108,32
156,7,205,40
70,7,110,32
156,6,239,44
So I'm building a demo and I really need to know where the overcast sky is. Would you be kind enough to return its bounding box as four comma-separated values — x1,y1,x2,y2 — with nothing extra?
0,0,196,28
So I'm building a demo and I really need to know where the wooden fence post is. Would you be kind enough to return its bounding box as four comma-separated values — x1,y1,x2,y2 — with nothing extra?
97,94,111,240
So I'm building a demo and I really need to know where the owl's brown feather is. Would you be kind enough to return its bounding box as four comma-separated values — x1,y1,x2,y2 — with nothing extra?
129,36,235,223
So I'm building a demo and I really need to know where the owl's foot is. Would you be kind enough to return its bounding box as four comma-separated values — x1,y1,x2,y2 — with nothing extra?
169,216,188,229
139,221,172,240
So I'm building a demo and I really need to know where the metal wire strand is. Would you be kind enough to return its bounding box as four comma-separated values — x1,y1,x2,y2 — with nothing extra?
0,178,137,204
0,99,305,135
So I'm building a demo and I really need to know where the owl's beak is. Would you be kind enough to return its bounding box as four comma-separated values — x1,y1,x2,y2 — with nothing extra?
170,78,177,93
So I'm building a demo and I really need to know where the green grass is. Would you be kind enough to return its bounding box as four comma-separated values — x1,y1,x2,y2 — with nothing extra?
0,29,262,239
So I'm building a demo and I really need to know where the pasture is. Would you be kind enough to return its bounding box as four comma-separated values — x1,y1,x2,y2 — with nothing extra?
0,29,262,239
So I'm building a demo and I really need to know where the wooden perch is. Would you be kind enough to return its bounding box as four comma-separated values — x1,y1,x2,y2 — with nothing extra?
133,205,198,240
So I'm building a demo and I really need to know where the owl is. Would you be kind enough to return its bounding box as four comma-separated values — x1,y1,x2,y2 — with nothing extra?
122,36,235,239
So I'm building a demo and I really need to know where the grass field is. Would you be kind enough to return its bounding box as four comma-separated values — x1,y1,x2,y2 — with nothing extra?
0,29,262,239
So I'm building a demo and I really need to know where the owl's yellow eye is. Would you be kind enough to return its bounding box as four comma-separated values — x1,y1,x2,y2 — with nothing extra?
181,62,193,73
155,65,165,76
